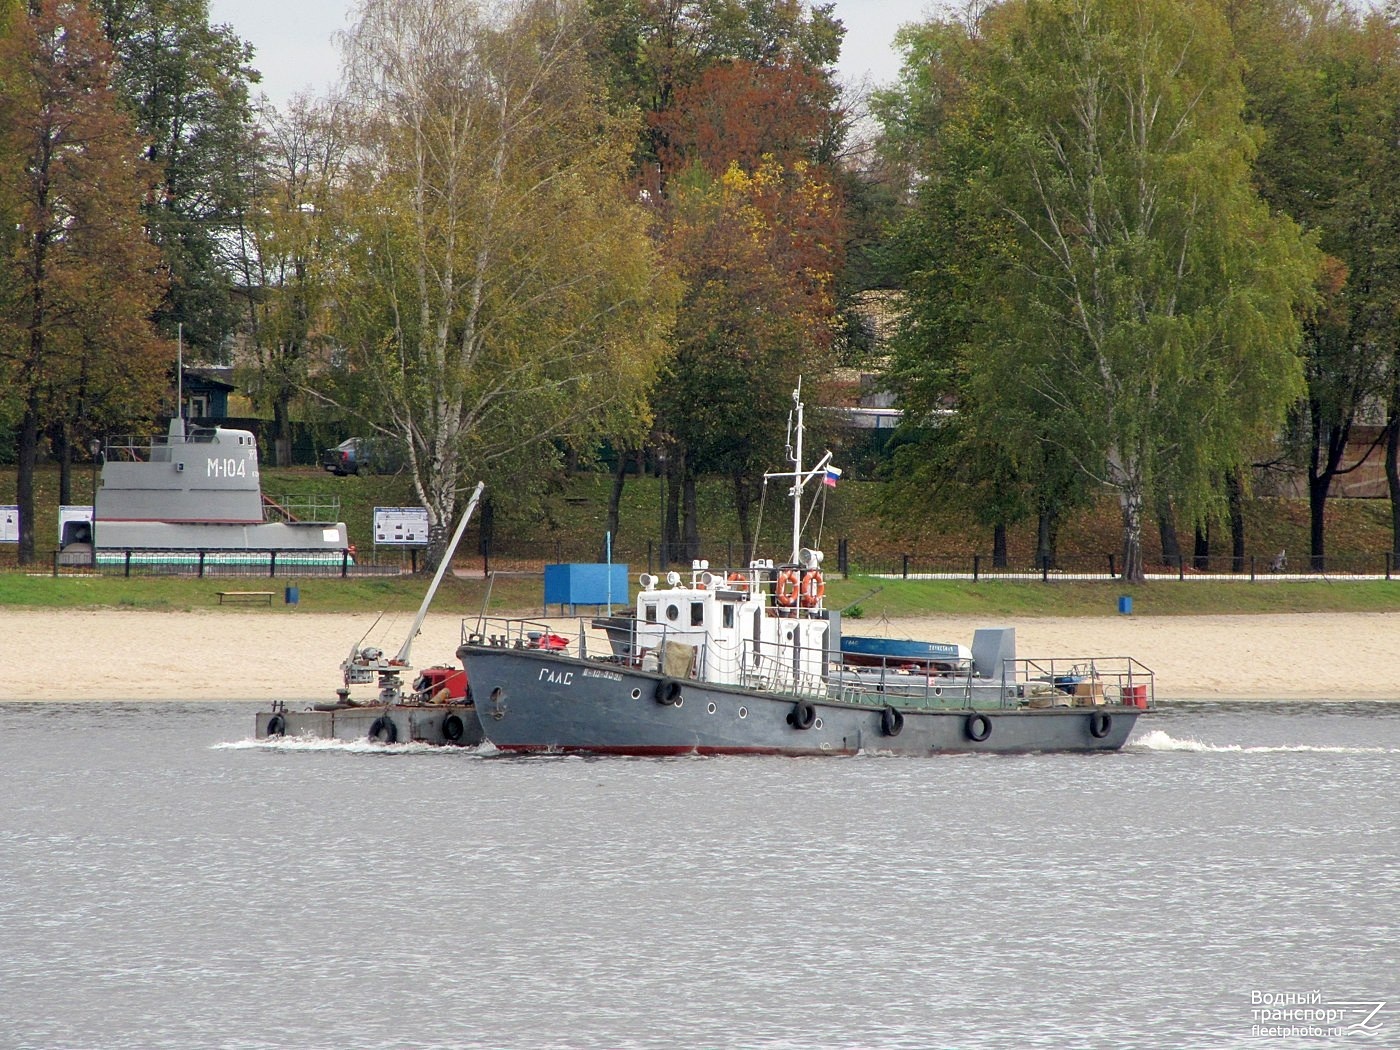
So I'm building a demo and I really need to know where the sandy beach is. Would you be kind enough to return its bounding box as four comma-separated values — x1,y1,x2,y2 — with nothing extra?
4,607,1398,702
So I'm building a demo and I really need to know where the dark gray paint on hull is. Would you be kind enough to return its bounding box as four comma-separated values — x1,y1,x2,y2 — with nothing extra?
460,646,1140,756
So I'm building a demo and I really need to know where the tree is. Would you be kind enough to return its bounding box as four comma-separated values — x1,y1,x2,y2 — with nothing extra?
95,0,261,359
656,159,842,558
0,0,170,563
884,0,1319,581
590,1,848,560
1230,0,1400,569
235,95,349,466
333,0,675,569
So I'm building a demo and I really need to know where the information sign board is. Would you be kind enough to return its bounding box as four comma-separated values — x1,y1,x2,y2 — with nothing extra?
373,506,430,547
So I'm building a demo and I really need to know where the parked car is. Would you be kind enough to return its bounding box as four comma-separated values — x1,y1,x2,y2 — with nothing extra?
321,437,370,476
321,436,403,476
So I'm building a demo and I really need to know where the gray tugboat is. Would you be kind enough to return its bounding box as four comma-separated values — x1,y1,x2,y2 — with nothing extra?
457,386,1153,756
254,483,486,748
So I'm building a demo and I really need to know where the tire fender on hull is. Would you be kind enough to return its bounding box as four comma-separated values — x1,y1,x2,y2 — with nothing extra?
965,712,992,742
790,700,817,730
442,712,465,742
880,705,904,737
368,716,398,744
1089,711,1113,738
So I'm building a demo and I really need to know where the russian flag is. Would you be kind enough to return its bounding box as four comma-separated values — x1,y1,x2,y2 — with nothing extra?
824,465,842,488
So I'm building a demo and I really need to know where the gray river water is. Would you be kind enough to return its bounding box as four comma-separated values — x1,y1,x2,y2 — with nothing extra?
1,701,1396,1049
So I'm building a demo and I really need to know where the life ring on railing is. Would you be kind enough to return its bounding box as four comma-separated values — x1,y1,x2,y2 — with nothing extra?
965,712,992,742
1089,711,1113,739
776,569,800,607
727,572,749,591
368,716,398,744
799,570,825,608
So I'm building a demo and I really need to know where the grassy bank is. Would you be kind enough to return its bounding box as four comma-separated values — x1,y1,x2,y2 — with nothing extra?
3,569,1399,617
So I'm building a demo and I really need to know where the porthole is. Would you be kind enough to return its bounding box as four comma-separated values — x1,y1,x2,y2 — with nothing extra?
814,717,824,729
738,707,748,718
666,604,680,621
630,688,641,700
674,697,684,708
707,702,717,714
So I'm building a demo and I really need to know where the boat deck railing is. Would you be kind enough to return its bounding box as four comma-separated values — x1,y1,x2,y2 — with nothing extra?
831,654,1155,710
463,618,1155,712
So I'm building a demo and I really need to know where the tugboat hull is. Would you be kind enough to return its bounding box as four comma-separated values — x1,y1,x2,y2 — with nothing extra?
458,644,1139,756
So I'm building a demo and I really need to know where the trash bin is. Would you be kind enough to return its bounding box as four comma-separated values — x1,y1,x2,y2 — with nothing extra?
284,585,299,605
1117,595,1132,615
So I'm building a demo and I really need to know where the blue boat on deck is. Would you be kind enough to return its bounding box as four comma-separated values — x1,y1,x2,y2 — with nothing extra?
840,635,972,672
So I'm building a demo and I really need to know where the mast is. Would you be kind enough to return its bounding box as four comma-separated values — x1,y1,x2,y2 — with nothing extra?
768,380,832,566
790,382,803,564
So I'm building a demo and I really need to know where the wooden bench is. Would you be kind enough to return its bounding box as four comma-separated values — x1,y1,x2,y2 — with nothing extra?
217,590,275,606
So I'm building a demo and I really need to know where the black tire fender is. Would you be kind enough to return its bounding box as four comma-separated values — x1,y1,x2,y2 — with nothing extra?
655,679,683,705
881,705,904,737
441,712,465,743
790,700,817,730
266,713,286,737
1089,711,1113,739
965,712,992,742
368,716,398,744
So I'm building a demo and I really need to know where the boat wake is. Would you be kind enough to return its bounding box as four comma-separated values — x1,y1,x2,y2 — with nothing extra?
1131,729,1400,755
214,737,476,755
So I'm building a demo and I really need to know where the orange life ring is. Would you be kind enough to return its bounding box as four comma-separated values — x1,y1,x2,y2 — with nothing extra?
775,568,799,607
727,572,749,591
800,570,825,607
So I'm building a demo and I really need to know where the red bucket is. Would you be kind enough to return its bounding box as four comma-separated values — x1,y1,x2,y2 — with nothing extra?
1123,684,1147,708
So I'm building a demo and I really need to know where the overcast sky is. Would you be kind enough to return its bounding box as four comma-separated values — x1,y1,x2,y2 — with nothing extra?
207,0,941,108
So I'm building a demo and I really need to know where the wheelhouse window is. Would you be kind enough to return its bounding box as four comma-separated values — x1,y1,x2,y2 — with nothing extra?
644,603,657,623
691,602,704,626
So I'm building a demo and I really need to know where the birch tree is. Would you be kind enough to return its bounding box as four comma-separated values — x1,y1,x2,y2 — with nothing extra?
237,95,350,466
890,0,1319,580
335,0,675,567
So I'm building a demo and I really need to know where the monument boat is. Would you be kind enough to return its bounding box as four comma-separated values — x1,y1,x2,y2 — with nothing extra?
60,415,350,566
254,483,486,748
456,386,1154,756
